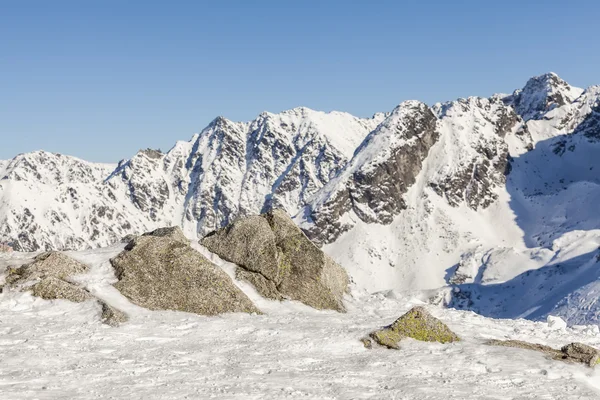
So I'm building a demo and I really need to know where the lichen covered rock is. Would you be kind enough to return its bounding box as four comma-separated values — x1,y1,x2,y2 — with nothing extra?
201,209,349,312
561,343,600,367
2,251,128,326
111,226,260,316
369,306,460,349
31,276,93,303
5,251,88,286
487,340,600,367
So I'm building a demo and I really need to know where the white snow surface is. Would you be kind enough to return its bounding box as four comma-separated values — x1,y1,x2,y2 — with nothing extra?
0,246,599,399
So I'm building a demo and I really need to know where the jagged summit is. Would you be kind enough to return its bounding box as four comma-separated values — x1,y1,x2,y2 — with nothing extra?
504,72,584,121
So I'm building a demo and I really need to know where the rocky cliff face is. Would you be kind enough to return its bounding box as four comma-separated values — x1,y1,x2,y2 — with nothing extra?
427,96,519,210
299,101,439,245
298,96,524,245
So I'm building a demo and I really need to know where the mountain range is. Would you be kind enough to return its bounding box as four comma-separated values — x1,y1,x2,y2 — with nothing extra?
2,72,600,325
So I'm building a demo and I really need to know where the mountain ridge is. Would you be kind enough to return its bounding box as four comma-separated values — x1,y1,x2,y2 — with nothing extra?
3,72,600,326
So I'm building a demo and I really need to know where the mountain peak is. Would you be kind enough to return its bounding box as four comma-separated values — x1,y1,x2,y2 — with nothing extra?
506,72,583,121
207,115,233,128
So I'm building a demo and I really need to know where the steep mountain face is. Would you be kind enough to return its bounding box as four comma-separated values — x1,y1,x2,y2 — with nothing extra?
299,96,522,245
299,101,439,245
428,97,519,210
0,108,383,251
300,95,526,292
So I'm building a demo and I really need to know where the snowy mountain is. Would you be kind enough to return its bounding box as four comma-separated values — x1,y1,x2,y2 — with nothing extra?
0,108,384,251
298,73,600,325
2,72,600,325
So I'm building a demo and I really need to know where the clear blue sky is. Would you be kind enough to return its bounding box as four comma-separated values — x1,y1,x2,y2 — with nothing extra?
2,0,598,162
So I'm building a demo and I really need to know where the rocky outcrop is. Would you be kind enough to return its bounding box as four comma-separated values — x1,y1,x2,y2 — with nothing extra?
429,97,518,211
112,226,260,315
561,343,600,367
30,276,93,303
5,251,87,283
368,307,460,349
100,302,129,327
2,251,128,325
301,101,440,244
487,340,600,367
141,226,189,244
201,209,349,312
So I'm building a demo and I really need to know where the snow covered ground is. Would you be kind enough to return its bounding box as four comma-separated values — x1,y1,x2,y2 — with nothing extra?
1,247,599,399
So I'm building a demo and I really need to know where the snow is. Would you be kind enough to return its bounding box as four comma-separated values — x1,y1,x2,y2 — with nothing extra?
0,247,599,399
548,315,568,331
260,107,385,159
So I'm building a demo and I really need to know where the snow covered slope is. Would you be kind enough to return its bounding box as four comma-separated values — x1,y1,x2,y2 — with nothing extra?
0,246,599,399
0,151,135,251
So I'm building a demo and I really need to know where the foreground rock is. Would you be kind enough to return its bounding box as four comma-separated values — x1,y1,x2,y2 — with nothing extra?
369,307,460,349
5,251,88,285
488,340,600,367
201,209,349,312
2,251,128,325
112,226,260,315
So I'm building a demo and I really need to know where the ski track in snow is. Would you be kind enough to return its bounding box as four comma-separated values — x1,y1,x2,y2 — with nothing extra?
0,249,599,399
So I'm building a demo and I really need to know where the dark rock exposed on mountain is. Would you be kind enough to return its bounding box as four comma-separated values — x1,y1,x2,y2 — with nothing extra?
300,101,439,244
